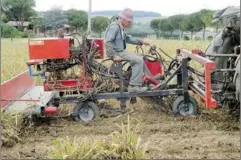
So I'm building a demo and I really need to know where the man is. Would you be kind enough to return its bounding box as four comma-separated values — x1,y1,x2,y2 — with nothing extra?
104,8,155,93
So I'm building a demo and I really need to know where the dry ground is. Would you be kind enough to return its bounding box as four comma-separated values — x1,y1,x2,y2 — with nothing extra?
1,38,240,159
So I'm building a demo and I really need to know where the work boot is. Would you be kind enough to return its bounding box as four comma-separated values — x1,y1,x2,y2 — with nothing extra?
128,85,148,93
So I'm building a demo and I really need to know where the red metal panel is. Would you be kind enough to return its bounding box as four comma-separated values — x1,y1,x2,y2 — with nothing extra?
1,71,35,108
28,38,70,60
144,60,163,75
43,76,93,91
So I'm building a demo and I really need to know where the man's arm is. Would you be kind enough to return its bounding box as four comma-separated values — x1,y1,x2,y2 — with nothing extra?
104,24,119,57
125,33,142,45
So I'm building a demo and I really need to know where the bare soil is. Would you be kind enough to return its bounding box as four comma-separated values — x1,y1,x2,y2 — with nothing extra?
1,99,240,159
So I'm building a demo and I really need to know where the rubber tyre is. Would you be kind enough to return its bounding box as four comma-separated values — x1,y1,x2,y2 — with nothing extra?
73,102,100,122
172,96,198,116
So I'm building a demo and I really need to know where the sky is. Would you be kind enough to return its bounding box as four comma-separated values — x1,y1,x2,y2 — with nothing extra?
34,0,240,16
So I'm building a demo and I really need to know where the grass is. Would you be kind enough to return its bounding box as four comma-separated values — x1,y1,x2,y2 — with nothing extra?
1,38,29,82
0,109,26,147
48,115,149,159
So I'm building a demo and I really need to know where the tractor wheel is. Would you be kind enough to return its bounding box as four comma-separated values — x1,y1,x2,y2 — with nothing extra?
73,102,100,122
172,96,198,116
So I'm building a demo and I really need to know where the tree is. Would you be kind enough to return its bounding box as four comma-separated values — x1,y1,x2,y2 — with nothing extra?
159,18,174,37
43,7,68,33
179,15,195,39
199,9,215,40
2,0,36,31
91,16,109,37
169,14,185,38
65,9,88,32
150,19,161,37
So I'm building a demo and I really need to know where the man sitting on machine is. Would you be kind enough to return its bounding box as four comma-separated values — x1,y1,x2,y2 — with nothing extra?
104,8,161,93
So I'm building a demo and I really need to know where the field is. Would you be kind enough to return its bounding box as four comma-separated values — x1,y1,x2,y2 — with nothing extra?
1,38,240,159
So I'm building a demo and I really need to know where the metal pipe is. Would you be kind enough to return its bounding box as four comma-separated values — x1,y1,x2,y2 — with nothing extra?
205,54,238,57
189,83,205,97
88,0,92,35
212,69,236,72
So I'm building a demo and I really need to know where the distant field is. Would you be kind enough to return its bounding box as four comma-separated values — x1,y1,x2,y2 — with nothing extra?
1,38,29,82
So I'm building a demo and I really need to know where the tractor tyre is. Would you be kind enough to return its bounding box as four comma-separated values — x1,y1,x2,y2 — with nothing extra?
73,102,100,122
172,96,198,116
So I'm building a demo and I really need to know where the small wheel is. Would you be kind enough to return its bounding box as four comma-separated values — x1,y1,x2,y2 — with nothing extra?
73,102,100,122
172,96,198,116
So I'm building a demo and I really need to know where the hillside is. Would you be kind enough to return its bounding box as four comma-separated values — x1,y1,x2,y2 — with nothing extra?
92,10,161,17
92,10,161,25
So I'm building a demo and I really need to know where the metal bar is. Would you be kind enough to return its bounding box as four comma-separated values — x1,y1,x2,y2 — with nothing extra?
212,69,236,72
189,83,205,97
64,89,183,102
88,0,92,35
182,58,189,103
1,99,40,102
205,54,238,57
153,64,182,90
192,77,206,88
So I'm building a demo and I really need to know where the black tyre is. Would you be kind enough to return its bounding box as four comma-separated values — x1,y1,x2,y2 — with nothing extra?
73,102,100,122
172,96,198,116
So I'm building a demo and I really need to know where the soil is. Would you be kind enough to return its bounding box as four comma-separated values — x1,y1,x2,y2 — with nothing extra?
1,98,240,159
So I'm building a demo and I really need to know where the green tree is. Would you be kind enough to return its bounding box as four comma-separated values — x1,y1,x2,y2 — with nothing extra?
199,9,215,40
91,16,109,37
2,0,36,31
179,15,194,39
65,9,88,32
159,18,174,37
43,7,68,32
150,19,161,37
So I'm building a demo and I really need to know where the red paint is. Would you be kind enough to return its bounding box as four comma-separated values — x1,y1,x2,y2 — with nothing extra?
144,60,163,75
28,38,71,59
43,76,93,91
43,106,57,115
1,71,35,108
89,38,105,59
192,49,199,54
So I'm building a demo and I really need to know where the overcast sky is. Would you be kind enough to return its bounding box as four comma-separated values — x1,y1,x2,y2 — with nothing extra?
34,0,240,16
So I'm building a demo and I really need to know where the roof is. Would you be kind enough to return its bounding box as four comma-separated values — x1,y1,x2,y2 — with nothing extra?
7,21,31,27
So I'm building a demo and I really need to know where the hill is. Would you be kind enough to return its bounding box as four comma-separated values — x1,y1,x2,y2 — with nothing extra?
92,10,161,17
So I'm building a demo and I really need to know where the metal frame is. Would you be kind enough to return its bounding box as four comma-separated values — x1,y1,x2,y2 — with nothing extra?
58,57,191,109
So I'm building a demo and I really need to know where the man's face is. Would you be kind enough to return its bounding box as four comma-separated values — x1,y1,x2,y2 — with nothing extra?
121,18,132,28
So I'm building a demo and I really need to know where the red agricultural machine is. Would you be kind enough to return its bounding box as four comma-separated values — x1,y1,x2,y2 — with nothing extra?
1,6,240,122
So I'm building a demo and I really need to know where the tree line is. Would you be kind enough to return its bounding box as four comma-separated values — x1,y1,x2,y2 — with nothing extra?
150,9,221,40
1,0,110,38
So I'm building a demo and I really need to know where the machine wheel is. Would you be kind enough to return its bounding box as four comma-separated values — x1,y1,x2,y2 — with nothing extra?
172,96,198,116
73,102,100,122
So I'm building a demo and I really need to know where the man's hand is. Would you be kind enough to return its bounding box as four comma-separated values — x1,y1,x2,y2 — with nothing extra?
140,40,150,46
113,56,122,62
